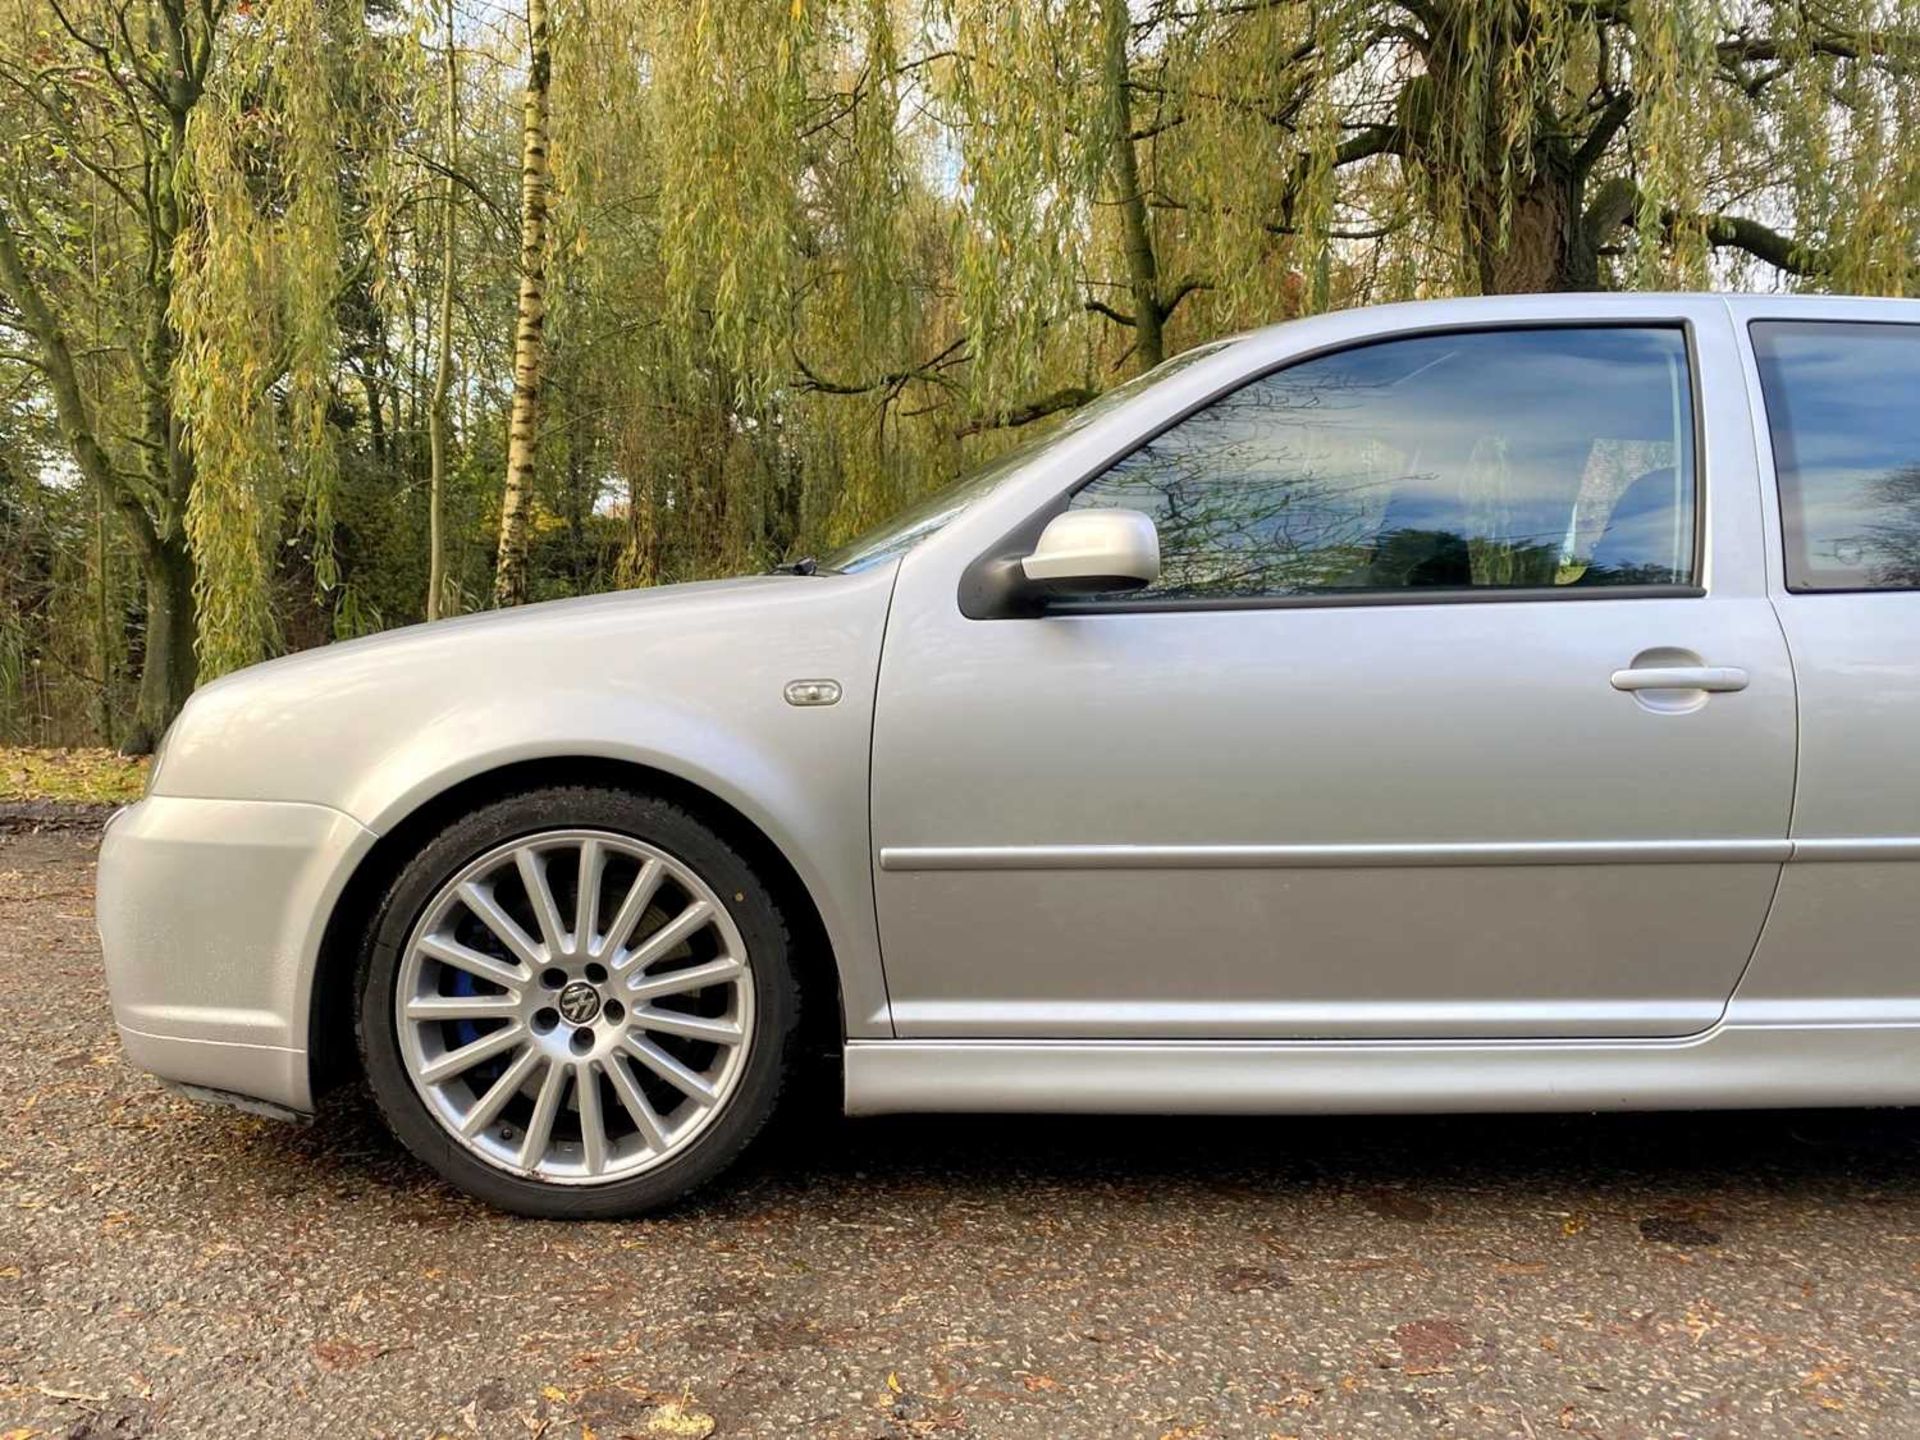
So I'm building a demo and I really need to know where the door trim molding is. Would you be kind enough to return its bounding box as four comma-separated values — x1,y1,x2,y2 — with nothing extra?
1790,837,1920,862
878,839,1793,872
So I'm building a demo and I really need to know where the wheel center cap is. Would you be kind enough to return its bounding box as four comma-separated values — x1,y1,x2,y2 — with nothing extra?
556,980,603,1025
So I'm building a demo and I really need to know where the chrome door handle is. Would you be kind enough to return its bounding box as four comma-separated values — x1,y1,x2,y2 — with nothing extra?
1610,665,1749,694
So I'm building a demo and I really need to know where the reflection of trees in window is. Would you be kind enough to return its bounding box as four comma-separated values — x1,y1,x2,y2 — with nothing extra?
1075,370,1407,599
1753,322,1920,592
1855,464,1920,588
1071,330,1694,600
1077,394,1678,598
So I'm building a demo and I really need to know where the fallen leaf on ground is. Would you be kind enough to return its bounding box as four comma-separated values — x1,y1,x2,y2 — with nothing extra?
0,747,148,803
644,1398,715,1438
310,1338,393,1372
35,1385,108,1404
1393,1317,1469,1369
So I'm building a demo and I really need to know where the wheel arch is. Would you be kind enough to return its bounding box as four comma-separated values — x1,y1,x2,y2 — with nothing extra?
307,755,848,1100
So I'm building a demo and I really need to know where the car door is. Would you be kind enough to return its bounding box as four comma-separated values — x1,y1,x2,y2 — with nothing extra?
1725,301,1920,1023
869,300,1796,1040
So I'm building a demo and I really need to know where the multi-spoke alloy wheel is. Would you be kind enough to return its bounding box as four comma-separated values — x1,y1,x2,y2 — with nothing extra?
397,829,753,1181
358,787,798,1216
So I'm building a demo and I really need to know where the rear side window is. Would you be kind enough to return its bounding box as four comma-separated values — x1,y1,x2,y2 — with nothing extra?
1752,320,1920,591
1069,326,1697,603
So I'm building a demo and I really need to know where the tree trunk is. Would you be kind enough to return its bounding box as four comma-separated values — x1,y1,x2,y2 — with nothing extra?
1100,0,1163,371
427,0,459,622
1473,172,1583,294
92,494,115,749
127,539,197,755
494,0,552,609
0,206,196,751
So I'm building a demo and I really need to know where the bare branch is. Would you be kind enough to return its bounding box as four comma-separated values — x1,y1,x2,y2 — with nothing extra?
1572,89,1633,179
1691,210,1829,276
792,336,969,397
1586,178,1832,278
957,385,1099,437
1160,275,1212,318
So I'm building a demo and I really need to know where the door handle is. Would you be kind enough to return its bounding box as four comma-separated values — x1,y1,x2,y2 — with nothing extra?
1610,665,1749,694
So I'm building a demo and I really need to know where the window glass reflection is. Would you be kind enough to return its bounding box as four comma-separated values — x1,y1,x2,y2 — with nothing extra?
1070,327,1696,601
1752,320,1920,592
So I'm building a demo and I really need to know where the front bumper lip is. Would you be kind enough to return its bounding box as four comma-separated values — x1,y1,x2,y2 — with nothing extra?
117,1023,311,1116
97,794,378,1113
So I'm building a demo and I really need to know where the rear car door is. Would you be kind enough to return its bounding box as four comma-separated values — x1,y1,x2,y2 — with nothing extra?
870,299,1796,1040
1728,301,1920,1023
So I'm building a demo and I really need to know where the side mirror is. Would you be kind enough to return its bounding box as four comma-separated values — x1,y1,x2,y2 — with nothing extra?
1019,508,1160,598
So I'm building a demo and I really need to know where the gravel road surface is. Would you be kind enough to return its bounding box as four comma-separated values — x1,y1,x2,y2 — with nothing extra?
3,827,1917,1438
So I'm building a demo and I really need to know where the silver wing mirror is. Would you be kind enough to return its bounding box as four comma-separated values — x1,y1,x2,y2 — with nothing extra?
1019,508,1161,597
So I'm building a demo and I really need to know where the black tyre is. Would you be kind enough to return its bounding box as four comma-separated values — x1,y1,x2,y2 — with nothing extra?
356,784,799,1217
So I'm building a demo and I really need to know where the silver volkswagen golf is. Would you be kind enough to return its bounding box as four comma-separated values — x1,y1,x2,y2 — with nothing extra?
97,293,1920,1216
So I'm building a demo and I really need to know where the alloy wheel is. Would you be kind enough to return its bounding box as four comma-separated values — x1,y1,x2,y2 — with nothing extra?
394,829,754,1183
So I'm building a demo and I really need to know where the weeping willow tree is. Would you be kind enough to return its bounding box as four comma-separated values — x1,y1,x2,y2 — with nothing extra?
6,0,1920,748
0,0,401,746
548,0,1920,576
542,0,954,576
932,0,1920,404
172,0,406,675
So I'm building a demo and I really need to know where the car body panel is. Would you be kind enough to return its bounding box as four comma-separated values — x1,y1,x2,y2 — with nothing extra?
871,294,1800,1039
842,1023,1920,1114
121,566,901,1114
97,796,377,1109
1722,295,1920,1027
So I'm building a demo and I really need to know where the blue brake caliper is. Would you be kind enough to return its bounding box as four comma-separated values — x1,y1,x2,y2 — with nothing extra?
447,966,484,1049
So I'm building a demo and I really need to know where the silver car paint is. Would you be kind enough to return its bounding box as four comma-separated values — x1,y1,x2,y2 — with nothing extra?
99,797,374,1108
94,291,1920,1119
871,295,1796,1040
111,569,901,1114
1720,294,1920,1029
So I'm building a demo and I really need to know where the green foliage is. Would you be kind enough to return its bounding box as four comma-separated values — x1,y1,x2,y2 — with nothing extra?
4,0,1920,744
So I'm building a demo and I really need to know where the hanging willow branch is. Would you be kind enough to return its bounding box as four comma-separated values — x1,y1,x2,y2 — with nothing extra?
172,0,392,675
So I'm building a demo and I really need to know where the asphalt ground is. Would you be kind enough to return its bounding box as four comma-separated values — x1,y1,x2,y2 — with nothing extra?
2,825,1917,1439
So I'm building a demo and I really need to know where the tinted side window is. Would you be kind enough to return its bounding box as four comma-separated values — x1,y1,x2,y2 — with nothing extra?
1751,320,1920,591
1069,327,1697,602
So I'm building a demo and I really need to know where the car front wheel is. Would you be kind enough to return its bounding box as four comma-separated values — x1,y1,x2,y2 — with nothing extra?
356,785,798,1217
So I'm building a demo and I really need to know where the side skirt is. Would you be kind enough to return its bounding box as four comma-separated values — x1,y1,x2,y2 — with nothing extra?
843,1024,1920,1116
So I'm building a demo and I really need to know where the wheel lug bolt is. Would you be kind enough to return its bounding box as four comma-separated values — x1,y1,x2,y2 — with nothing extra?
585,961,608,984
568,1028,594,1056
602,999,625,1025
532,1007,559,1033
540,967,567,990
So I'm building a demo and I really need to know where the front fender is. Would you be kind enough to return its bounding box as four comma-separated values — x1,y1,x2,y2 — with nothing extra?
346,691,891,1037
153,567,900,1043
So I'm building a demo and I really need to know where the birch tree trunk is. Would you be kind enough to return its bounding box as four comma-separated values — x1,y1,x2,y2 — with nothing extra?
493,0,552,608
1100,0,1163,372
426,0,459,621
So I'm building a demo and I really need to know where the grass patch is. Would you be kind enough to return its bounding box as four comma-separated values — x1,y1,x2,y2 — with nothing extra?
0,747,150,804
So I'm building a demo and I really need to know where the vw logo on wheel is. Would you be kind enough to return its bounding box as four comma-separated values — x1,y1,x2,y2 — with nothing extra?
556,980,603,1025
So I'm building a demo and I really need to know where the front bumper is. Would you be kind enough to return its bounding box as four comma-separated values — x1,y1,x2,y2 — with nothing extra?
97,795,377,1113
